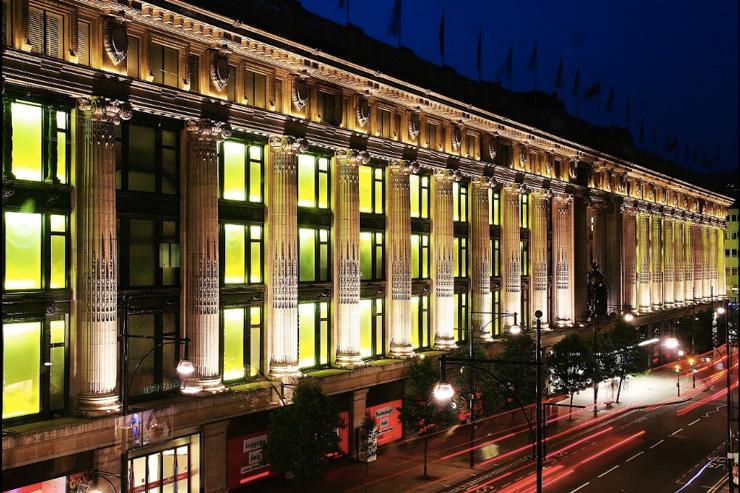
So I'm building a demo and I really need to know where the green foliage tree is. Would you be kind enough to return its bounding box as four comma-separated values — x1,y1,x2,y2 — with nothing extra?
399,357,458,436
448,337,499,417
265,378,342,482
495,333,537,412
608,320,648,402
547,333,591,417
585,331,617,416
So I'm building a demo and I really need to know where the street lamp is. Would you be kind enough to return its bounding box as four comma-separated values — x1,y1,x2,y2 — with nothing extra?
674,364,681,397
689,358,696,389
623,313,635,323
663,337,680,350
716,300,736,493
432,363,454,403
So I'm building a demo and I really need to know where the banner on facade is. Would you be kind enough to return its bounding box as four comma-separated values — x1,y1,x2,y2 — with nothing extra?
366,399,403,446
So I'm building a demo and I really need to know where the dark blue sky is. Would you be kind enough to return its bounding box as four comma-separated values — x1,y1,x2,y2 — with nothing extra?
300,0,738,174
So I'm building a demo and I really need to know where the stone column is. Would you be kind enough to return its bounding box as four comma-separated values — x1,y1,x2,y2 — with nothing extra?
621,206,637,313
674,219,685,305
431,170,456,349
663,217,675,306
470,177,492,341
708,226,718,299
650,213,663,310
501,183,521,328
685,221,695,302
267,136,307,377
717,226,726,298
386,161,413,357
183,120,230,393
636,212,651,312
552,193,574,326
529,190,549,327
693,222,704,301
334,150,366,368
76,97,130,416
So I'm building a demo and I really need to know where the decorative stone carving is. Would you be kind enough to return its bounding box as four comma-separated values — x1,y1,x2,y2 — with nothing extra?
291,77,309,110
103,15,128,65
356,97,370,128
209,49,231,92
487,135,497,161
451,125,462,151
407,112,421,139
519,144,528,166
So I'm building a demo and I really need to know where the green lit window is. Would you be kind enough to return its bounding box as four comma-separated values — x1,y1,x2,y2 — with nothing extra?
5,101,70,183
220,140,263,202
222,305,263,382
2,317,68,421
126,310,180,398
222,223,263,284
491,238,500,277
298,154,330,209
115,122,178,194
453,236,467,278
299,227,330,282
3,211,69,291
360,231,384,281
453,292,468,342
244,69,267,108
492,290,501,336
149,42,179,87
409,174,429,219
520,193,529,229
359,165,385,214
298,301,330,369
489,189,501,226
28,7,63,59
520,240,529,276
410,233,430,279
410,295,430,349
359,298,384,358
453,182,468,222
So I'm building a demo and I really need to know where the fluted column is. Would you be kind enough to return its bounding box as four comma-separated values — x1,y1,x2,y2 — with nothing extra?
386,161,413,357
552,193,574,326
470,178,492,341
432,170,456,349
268,136,307,377
663,217,675,306
702,224,711,300
530,190,549,327
76,97,130,416
501,184,521,328
621,207,637,313
708,226,718,299
636,212,651,312
334,150,366,367
183,120,230,393
650,213,663,310
674,219,685,305
685,221,694,302
717,226,726,297
693,222,704,301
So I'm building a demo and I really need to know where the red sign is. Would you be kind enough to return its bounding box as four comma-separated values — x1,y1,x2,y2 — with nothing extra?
366,399,403,446
226,431,275,490
338,411,350,455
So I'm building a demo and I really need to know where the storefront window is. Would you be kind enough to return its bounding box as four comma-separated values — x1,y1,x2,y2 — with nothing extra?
359,298,384,358
220,140,263,202
297,154,330,209
128,434,200,493
298,302,330,369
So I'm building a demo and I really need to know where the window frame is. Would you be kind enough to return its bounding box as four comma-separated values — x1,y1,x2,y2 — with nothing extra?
360,230,385,282
218,139,264,204
148,40,179,88
298,301,331,370
376,107,392,139
243,67,268,109
453,181,468,223
359,297,385,359
28,6,65,59
220,222,264,286
453,292,468,342
359,164,385,215
410,173,430,219
220,304,264,383
411,233,430,280
454,236,468,278
297,153,331,210
115,119,180,195
118,217,180,289
411,295,431,350
298,226,331,283
520,192,529,229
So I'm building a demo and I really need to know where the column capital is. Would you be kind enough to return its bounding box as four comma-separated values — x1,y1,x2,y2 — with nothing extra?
334,148,370,165
186,119,231,141
268,135,309,153
77,97,132,124
619,203,637,215
389,159,415,174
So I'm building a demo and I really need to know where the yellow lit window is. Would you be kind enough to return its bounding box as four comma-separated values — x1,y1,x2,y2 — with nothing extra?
4,212,42,290
220,141,263,202
410,174,429,219
222,224,263,285
298,301,330,369
359,165,384,214
298,154,330,209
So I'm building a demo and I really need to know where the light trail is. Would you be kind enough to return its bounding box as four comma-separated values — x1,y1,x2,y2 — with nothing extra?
676,379,738,416
577,430,646,465
673,459,714,492
546,426,614,456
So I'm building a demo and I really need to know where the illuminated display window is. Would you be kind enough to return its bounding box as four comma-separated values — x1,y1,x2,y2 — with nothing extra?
298,227,330,282
359,231,384,281
149,41,179,87
128,434,200,493
28,7,63,59
410,295,430,349
454,236,468,278
222,305,263,382
126,310,181,398
244,69,267,108
410,233,430,279
298,301,330,369
115,121,179,194
359,298,384,359
453,181,468,222
219,140,263,202
297,154,330,209
453,292,468,342
359,164,384,214
2,317,67,421
489,189,501,226
409,174,429,219
3,211,69,291
222,223,263,285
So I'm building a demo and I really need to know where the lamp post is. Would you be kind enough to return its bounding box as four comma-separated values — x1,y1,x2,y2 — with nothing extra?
689,357,696,389
717,302,736,493
534,310,544,493
674,363,681,397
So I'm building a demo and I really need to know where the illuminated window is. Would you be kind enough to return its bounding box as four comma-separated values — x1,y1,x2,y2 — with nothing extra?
297,154,330,209
520,240,529,276
2,318,67,421
127,36,140,78
359,298,384,358
360,231,384,281
454,236,467,278
128,435,199,493
453,292,468,342
28,7,63,59
115,122,178,194
492,289,501,336
244,69,267,108
298,301,330,369
5,101,70,183
299,227,330,282
410,233,430,279
488,189,501,226
220,140,263,202
520,193,529,229
149,42,178,87
318,91,340,126
126,310,180,398
409,174,429,219
425,122,438,149
376,108,392,138
453,182,468,222
3,211,69,291
222,305,263,382
359,164,384,214
222,223,263,284
410,295,430,349
490,238,500,277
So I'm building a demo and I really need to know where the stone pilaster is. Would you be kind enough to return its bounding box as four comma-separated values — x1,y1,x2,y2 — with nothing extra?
386,161,413,357
470,178,492,341
717,226,726,297
431,170,456,349
621,207,637,313
708,226,718,299
685,221,695,302
529,190,549,327
267,136,307,377
183,119,230,393
636,212,651,312
334,150,367,368
663,217,675,306
649,213,663,310
552,193,574,326
76,97,131,416
501,183,521,328
674,219,685,305
693,222,704,301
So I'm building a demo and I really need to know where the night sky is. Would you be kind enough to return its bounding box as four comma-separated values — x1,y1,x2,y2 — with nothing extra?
299,0,738,176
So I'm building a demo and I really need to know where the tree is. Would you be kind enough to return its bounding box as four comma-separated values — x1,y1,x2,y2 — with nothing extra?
495,334,537,412
399,357,458,436
609,320,648,403
265,378,342,482
449,337,500,418
547,333,590,418
585,331,618,416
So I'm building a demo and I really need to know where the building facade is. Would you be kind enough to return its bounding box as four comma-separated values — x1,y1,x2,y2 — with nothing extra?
726,201,739,303
1,0,733,491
